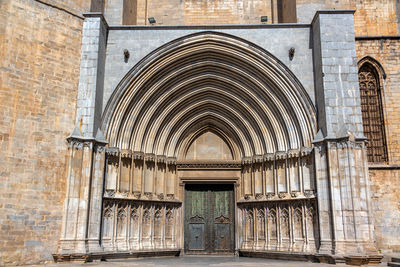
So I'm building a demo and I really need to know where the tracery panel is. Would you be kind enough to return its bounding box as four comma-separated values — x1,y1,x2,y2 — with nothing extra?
238,200,317,252
358,64,387,163
101,199,181,251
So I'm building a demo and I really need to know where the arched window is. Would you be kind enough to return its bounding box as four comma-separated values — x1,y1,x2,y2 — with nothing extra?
358,61,388,163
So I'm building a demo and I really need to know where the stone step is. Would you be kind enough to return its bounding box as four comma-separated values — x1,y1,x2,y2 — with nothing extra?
388,262,400,267
393,258,400,263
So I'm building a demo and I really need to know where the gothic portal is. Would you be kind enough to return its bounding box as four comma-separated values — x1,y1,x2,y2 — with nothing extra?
57,12,379,264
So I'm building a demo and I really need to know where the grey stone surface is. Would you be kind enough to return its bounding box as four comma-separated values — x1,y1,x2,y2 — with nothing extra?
21,256,370,267
75,14,107,138
312,11,364,138
102,26,315,110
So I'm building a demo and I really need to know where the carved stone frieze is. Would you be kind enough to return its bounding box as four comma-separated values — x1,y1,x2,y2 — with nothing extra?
239,200,317,253
144,192,153,200
255,193,264,200
278,192,289,199
177,162,241,169
266,193,275,200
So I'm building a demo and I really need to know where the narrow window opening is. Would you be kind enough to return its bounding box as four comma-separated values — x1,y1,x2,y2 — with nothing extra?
358,64,388,163
277,0,297,23
123,0,137,25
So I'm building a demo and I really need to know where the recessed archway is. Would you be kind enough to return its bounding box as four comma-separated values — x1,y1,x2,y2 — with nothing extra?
99,31,318,256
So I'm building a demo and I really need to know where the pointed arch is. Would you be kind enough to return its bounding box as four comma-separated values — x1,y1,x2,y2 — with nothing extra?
358,56,388,162
101,31,317,159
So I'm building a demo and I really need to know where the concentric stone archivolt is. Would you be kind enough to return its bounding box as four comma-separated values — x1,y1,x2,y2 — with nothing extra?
101,31,316,160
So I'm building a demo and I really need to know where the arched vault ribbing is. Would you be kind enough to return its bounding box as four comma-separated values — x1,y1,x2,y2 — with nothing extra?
101,31,317,159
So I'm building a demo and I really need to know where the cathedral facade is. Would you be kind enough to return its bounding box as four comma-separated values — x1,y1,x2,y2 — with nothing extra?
1,0,400,265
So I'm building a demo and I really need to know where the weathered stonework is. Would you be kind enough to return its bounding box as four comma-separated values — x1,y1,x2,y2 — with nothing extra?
0,0,87,265
1,0,400,266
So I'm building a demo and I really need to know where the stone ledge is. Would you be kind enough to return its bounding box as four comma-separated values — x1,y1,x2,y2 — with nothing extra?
53,249,181,262
239,250,383,265
368,164,400,170
239,250,317,262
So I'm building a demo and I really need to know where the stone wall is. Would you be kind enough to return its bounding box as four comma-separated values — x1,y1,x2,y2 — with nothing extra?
369,169,400,252
0,0,87,265
297,0,399,36
356,37,400,252
356,38,400,164
104,0,400,37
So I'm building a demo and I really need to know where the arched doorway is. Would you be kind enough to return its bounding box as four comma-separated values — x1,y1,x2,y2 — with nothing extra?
99,32,318,255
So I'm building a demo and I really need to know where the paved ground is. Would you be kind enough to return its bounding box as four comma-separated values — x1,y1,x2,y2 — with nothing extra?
24,256,387,267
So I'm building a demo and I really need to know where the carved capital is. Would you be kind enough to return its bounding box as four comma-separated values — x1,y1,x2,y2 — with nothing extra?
106,147,119,157
157,155,166,163
287,149,300,158
144,153,156,162
133,151,144,160
241,157,252,165
252,155,263,163
120,149,132,158
275,151,287,160
167,157,177,165
264,153,275,162
300,146,313,156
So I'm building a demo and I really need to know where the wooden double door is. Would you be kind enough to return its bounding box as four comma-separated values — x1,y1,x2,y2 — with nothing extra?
184,184,235,254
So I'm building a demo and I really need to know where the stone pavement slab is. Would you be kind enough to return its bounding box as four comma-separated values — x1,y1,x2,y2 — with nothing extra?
22,256,386,267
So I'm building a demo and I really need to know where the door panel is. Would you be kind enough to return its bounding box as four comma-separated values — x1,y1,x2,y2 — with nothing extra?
188,223,205,250
184,184,234,254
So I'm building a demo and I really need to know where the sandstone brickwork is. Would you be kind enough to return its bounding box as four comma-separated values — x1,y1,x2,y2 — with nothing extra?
297,0,399,35
0,0,88,265
369,169,400,252
356,38,400,253
356,39,400,164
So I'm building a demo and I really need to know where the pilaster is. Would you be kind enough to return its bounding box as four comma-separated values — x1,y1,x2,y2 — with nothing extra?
76,13,108,138
312,10,377,257
59,128,108,254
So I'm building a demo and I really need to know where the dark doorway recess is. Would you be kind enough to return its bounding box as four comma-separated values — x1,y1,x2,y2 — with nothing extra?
184,184,235,254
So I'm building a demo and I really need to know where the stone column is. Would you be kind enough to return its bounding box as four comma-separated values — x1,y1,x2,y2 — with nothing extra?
166,157,176,199
59,128,107,254
312,10,377,256
87,132,108,251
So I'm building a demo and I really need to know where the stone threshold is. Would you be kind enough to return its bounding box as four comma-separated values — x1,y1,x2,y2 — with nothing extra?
238,250,383,265
53,249,181,262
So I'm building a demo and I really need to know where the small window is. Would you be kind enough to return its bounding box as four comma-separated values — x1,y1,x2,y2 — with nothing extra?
277,0,297,23
358,63,388,163
123,0,137,25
